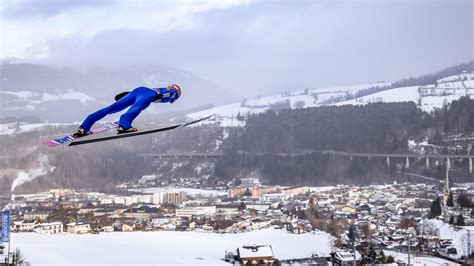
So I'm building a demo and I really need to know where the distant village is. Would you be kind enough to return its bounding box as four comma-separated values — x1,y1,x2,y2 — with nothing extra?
1,174,473,265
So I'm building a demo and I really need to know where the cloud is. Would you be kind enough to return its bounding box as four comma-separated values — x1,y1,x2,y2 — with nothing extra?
0,0,254,59
1,0,472,97
1,0,118,19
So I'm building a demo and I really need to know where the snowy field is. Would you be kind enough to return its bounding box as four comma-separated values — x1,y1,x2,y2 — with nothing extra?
10,229,332,265
384,250,461,266
129,187,227,197
0,122,71,135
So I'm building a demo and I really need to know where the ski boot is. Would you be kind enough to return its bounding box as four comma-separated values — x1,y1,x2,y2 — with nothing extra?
117,126,139,134
72,127,91,138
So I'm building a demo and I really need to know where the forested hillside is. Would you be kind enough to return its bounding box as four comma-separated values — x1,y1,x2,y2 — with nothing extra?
214,97,474,185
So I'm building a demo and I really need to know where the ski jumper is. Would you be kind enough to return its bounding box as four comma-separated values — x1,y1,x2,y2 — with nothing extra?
80,86,179,132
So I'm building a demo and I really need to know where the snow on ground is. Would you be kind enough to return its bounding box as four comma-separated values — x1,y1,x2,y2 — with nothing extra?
0,90,94,104
10,229,333,265
129,187,227,197
437,72,474,83
188,102,268,120
335,85,473,112
187,82,391,127
188,77,472,127
307,82,391,95
308,186,337,192
384,250,460,266
421,219,474,259
419,95,466,112
0,122,71,135
334,86,420,106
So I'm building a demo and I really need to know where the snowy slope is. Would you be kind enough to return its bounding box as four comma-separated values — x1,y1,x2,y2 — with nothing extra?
335,72,474,112
0,90,94,105
0,122,71,135
420,219,474,259
334,86,419,106
11,229,333,265
188,82,390,126
188,72,473,126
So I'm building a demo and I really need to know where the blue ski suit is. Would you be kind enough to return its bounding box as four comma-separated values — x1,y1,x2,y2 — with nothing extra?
80,86,179,132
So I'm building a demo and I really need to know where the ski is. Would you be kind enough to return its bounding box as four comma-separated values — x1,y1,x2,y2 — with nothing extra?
68,114,214,146
44,121,119,147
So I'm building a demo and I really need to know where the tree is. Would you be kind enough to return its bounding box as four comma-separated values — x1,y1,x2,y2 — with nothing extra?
327,218,344,246
14,248,30,266
456,214,466,226
457,193,472,208
399,217,416,229
386,255,395,263
367,246,377,262
306,196,320,219
243,188,252,197
429,197,442,218
447,191,454,207
449,215,455,225
348,224,356,243
379,250,386,263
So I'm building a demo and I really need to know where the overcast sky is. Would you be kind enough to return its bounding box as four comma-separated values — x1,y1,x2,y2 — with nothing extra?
1,0,473,96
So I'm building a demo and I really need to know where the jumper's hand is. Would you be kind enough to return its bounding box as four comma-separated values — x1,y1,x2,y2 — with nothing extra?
153,94,163,102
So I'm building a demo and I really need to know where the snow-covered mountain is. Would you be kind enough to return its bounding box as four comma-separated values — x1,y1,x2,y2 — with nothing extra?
188,71,474,126
0,122,71,135
0,62,235,122
188,82,390,126
335,72,474,112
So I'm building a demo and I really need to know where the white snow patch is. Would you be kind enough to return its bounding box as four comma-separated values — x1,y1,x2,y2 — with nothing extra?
335,86,420,106
41,90,94,103
384,250,460,265
11,154,55,192
308,186,337,193
421,219,474,259
10,229,333,265
0,122,70,135
0,90,94,104
187,82,391,127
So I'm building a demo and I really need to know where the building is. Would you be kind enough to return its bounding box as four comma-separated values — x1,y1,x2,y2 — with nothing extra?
252,187,279,198
113,196,133,206
228,187,249,198
102,225,114,232
333,250,361,266
165,192,187,205
67,221,91,234
246,203,270,211
260,193,289,203
228,187,280,198
12,220,39,232
237,245,274,265
24,210,51,221
35,222,63,234
153,192,166,205
282,186,309,196
216,204,240,214
131,195,153,204
175,206,216,218
122,223,135,232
